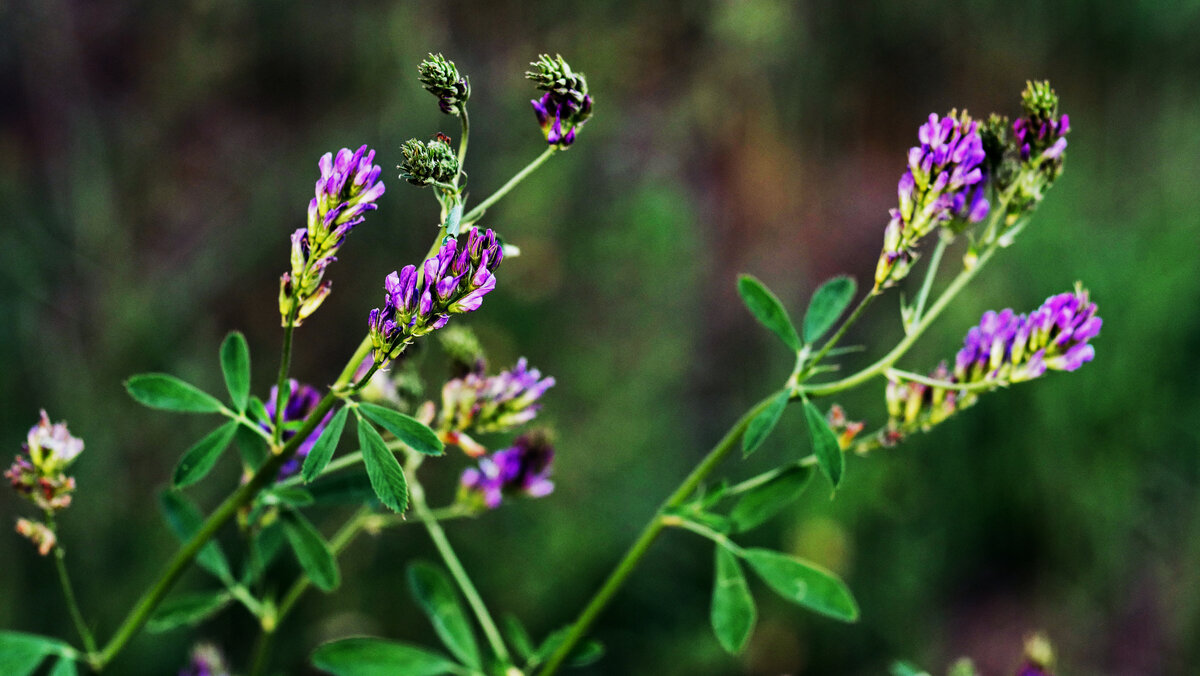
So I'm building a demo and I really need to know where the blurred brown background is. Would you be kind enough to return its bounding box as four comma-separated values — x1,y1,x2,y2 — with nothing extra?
2,1,1199,674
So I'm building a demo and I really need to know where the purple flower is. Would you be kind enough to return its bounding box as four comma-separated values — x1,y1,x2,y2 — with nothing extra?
526,54,593,148
369,227,504,366
439,358,556,451
264,380,333,480
281,145,385,325
884,287,1100,443
876,111,989,288
6,411,82,512
460,433,555,509
179,643,230,676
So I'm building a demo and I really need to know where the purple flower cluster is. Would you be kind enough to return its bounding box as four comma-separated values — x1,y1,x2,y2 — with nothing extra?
440,358,556,445
369,227,503,365
876,112,989,288
5,411,82,512
281,145,385,325
884,288,1100,441
460,433,555,510
264,380,332,480
527,54,593,148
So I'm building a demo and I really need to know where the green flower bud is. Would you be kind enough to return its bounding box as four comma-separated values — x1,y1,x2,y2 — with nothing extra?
398,136,460,187
418,53,470,115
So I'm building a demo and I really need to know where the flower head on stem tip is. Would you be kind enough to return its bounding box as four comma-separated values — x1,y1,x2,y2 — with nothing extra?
399,136,460,187
438,358,556,455
459,431,556,510
418,53,470,115
6,410,83,512
527,54,593,148
280,145,385,325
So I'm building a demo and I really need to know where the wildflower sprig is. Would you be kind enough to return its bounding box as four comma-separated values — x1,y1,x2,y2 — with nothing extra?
418,53,470,116
527,53,593,148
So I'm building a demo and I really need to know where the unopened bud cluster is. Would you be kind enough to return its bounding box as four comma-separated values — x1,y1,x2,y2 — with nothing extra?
418,53,470,115
369,227,503,366
399,136,460,187
459,432,555,510
438,358,555,456
527,54,593,148
875,111,989,288
6,411,84,554
884,288,1100,443
281,146,385,325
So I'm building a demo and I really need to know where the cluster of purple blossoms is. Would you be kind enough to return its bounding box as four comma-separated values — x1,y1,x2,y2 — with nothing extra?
6,410,83,513
527,54,593,148
179,642,231,676
368,227,503,366
459,433,555,510
884,288,1100,440
438,358,555,456
280,145,386,325
876,111,989,289
264,380,332,479
982,81,1071,229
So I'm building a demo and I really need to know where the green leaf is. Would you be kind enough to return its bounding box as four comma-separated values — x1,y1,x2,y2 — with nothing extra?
247,396,271,425
281,510,340,592
125,373,224,413
243,521,286,585
358,403,443,457
407,562,480,669
49,657,78,676
262,486,315,508
172,421,239,488
737,274,801,350
0,632,71,676
711,546,756,654
891,661,933,676
802,399,844,488
739,548,859,622
742,389,790,457
311,637,460,676
219,332,251,411
357,418,409,513
159,490,233,581
503,614,535,662
234,423,269,470
730,465,814,533
802,275,857,344
531,629,605,669
309,472,377,506
302,406,350,482
147,591,232,633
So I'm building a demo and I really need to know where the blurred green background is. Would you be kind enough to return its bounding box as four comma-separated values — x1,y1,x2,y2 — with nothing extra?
3,1,1199,674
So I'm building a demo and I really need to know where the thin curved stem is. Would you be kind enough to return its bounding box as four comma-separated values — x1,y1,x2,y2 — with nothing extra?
884,368,1003,393
537,393,777,676
272,306,299,446
802,290,878,377
455,107,470,186
461,147,557,225
910,234,950,328
46,513,97,657
408,458,511,664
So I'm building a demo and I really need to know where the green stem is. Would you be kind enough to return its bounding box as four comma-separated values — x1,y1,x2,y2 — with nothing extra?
275,506,374,621
46,513,97,658
884,367,1003,392
461,147,557,225
409,456,511,664
661,515,742,554
537,393,777,676
272,304,300,446
455,107,470,186
802,290,878,377
909,234,949,327
95,340,367,669
802,242,998,398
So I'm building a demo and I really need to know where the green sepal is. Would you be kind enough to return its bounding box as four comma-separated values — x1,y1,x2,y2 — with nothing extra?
358,403,444,457
281,510,340,592
356,417,409,513
407,562,481,669
125,373,223,413
219,332,251,411
711,545,756,654
743,389,790,458
739,548,859,622
172,421,238,488
802,276,856,344
802,398,844,488
729,465,814,532
310,637,460,676
737,274,802,351
301,405,350,482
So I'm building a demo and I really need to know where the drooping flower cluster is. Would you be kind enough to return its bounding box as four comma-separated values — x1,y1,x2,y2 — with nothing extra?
875,111,989,289
399,135,460,187
280,145,385,325
459,432,555,510
981,81,1070,230
369,227,503,366
884,287,1100,441
438,358,555,456
825,404,865,451
6,410,83,512
179,642,231,676
418,53,470,115
527,54,593,148
264,380,333,480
